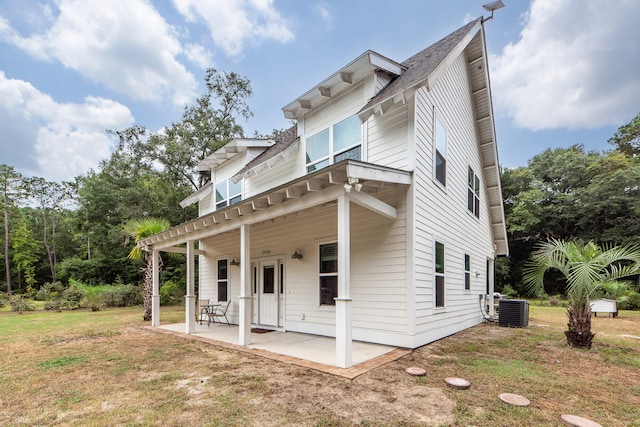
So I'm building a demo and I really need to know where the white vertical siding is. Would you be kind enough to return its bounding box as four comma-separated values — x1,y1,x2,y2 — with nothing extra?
412,53,496,339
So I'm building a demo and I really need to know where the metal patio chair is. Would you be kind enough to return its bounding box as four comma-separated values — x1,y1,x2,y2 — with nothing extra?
207,300,231,326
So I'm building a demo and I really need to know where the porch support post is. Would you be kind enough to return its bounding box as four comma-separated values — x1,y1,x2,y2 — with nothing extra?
335,194,352,368
151,249,160,327
239,224,252,346
185,240,196,334
488,257,495,317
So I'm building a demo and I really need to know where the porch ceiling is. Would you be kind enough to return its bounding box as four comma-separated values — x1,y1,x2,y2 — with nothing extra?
139,160,411,252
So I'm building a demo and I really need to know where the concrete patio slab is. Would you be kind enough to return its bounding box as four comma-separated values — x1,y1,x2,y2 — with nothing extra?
150,322,410,380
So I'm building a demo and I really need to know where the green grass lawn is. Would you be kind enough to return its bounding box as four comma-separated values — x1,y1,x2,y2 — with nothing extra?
1,305,639,426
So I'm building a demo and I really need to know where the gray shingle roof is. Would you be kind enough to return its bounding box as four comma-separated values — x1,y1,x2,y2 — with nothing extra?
359,18,481,115
232,125,298,180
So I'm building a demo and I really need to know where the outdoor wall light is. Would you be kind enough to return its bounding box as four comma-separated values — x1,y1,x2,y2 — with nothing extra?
291,249,303,260
230,257,240,266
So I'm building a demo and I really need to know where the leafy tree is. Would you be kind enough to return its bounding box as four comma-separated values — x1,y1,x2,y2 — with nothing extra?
0,165,25,295
124,218,171,321
24,177,74,282
608,112,640,157
524,239,640,348
115,69,253,190
11,215,40,289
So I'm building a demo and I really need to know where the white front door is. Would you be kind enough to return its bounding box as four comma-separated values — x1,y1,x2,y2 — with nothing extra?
258,260,279,326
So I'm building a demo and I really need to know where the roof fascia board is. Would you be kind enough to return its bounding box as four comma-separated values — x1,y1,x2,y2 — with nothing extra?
476,23,509,256
425,20,481,90
368,51,404,75
359,20,482,121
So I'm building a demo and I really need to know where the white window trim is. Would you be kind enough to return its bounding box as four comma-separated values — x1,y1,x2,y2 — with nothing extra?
215,178,243,211
467,165,480,219
432,108,447,190
217,257,229,302
434,240,446,311
317,239,338,308
464,253,471,292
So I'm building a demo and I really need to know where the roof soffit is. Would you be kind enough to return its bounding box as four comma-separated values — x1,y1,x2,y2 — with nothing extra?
282,51,405,120
197,139,275,171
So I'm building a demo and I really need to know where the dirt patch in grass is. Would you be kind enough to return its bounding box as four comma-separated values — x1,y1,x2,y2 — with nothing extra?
1,306,639,426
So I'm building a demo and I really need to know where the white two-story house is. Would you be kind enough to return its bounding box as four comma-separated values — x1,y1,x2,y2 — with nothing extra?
140,18,508,369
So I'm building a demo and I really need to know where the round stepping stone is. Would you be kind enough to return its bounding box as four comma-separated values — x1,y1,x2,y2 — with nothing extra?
560,414,602,427
498,393,530,407
405,367,426,376
445,377,470,390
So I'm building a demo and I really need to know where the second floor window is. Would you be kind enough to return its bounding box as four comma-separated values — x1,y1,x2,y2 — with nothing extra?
468,166,480,218
216,178,242,210
306,114,362,173
434,116,447,186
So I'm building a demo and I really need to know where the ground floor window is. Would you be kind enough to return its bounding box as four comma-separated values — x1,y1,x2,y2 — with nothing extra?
435,242,445,308
217,258,228,301
319,242,338,305
464,254,471,291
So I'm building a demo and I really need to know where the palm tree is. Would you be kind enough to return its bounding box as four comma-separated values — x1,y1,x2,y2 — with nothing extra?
124,218,170,321
523,239,640,348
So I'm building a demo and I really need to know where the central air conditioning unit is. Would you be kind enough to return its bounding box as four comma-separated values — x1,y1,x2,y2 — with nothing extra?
498,299,529,328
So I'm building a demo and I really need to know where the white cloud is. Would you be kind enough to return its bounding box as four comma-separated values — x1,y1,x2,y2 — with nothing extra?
183,43,213,69
491,0,640,131
0,72,134,182
1,0,197,106
173,0,294,57
315,2,332,27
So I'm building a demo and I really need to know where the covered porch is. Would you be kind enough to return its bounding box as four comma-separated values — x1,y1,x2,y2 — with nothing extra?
155,322,410,379
139,160,412,369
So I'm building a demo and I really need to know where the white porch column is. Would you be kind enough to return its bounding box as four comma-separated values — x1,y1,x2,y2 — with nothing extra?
336,194,352,368
185,240,196,334
151,249,160,327
488,257,495,317
238,224,252,346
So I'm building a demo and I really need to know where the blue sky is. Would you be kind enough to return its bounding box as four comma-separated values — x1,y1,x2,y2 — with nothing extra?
1,0,639,182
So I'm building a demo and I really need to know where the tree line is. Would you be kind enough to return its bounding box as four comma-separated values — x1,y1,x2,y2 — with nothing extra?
1,69,638,307
0,69,258,297
498,112,640,306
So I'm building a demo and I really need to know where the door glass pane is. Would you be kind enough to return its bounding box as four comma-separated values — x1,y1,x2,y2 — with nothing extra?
279,263,284,294
263,265,275,294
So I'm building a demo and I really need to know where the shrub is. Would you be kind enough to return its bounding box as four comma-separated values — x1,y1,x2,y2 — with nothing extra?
35,282,65,301
83,293,104,312
618,292,640,311
61,285,85,310
160,280,184,306
44,299,62,311
0,293,6,308
101,284,142,307
9,295,36,312
500,284,519,298
549,295,564,307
